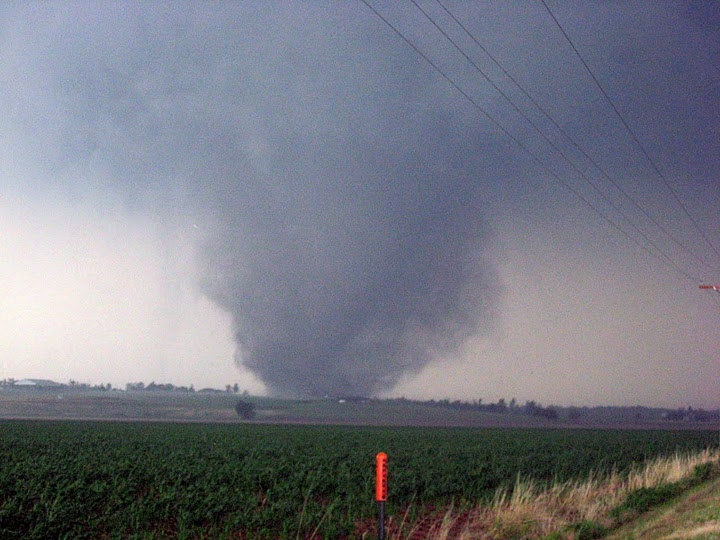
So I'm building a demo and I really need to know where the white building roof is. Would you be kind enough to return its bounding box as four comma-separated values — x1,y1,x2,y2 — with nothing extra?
15,379,62,387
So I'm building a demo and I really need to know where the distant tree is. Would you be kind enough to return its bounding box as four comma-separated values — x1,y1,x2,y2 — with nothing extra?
664,409,686,421
523,400,557,420
524,400,538,415
234,400,256,420
233,383,239,393
226,384,233,393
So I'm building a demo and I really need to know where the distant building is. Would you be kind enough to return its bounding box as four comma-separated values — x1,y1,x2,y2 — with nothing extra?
14,379,63,389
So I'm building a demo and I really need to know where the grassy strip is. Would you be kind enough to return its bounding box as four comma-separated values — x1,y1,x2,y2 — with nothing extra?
405,448,720,540
609,460,716,524
602,475,720,540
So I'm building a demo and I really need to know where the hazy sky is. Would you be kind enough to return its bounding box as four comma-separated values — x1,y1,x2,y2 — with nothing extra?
2,1,718,407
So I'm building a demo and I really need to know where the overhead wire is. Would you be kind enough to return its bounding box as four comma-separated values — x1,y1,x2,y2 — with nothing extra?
433,0,717,277
539,0,720,266
408,0,712,282
357,0,698,282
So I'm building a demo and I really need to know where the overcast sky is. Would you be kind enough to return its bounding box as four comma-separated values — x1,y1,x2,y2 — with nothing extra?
2,1,718,407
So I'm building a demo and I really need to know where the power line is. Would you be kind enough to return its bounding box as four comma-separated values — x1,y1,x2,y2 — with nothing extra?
408,0,712,281
357,0,699,283
432,0,717,277
539,0,720,265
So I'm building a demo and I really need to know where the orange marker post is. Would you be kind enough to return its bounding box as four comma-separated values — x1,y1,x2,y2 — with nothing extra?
376,452,388,540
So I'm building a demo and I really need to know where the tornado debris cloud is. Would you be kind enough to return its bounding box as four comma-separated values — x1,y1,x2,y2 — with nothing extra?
201,153,500,396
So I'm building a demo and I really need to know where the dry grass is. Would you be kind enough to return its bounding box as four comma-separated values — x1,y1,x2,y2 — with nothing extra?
397,448,720,540
664,521,720,539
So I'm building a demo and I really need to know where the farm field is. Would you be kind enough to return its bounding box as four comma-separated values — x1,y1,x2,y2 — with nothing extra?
1,390,713,429
0,390,550,426
0,420,717,539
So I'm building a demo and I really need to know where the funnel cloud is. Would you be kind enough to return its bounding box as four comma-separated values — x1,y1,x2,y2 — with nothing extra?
201,154,499,396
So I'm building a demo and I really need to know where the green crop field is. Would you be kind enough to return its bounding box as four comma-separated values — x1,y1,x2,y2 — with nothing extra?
0,420,717,539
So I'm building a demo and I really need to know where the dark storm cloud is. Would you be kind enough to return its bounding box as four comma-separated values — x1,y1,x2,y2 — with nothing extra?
6,2,717,404
4,3,502,396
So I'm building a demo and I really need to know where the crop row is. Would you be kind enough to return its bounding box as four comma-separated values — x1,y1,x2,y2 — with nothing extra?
0,421,717,538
